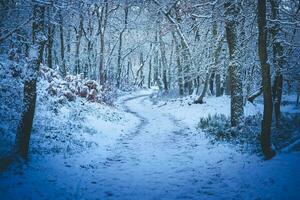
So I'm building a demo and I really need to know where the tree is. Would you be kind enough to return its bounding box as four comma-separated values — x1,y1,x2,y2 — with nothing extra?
116,5,129,88
159,28,169,92
270,0,284,128
15,1,47,159
59,11,66,77
46,7,54,69
74,13,84,75
172,31,184,95
257,0,276,159
224,0,244,127
97,1,109,85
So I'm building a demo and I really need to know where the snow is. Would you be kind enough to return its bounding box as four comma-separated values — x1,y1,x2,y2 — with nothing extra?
152,95,262,128
0,70,300,199
1,87,300,199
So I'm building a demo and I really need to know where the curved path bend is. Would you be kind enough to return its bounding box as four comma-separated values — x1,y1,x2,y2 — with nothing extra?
96,93,226,200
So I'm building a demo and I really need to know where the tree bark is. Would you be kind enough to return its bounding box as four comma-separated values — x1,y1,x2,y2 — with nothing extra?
194,72,210,104
74,14,83,75
47,7,54,69
148,57,152,88
117,6,128,88
257,0,276,159
98,1,108,85
15,2,46,159
215,73,222,97
172,31,184,95
59,12,66,77
224,0,244,127
270,0,284,128
209,72,215,95
159,29,168,92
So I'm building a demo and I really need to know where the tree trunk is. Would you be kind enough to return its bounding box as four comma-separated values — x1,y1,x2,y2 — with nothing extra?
168,41,174,90
270,0,284,128
126,59,131,84
59,12,66,77
15,3,46,159
172,31,184,95
209,72,215,95
47,7,54,69
194,72,210,104
135,52,145,87
257,0,276,159
224,74,230,95
224,0,244,127
98,1,108,85
215,73,222,97
117,6,128,88
181,38,193,95
159,29,168,92
75,14,83,75
148,57,152,88
84,16,94,79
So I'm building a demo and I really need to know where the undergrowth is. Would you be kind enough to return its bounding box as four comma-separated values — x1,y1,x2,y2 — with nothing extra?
198,113,300,154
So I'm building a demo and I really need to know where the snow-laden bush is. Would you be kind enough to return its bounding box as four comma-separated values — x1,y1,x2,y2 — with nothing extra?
40,65,114,104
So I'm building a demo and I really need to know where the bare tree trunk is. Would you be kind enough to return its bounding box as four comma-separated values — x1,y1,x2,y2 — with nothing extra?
270,0,284,128
135,52,145,87
181,39,193,95
224,0,244,127
74,14,83,75
153,31,159,85
213,25,224,97
215,73,222,97
159,29,168,92
224,74,230,95
98,1,108,85
209,72,215,95
257,0,276,159
126,59,132,84
194,72,210,104
66,27,71,60
83,15,94,79
172,31,184,95
59,12,66,77
15,2,46,159
168,41,174,90
148,57,152,88
47,7,54,69
117,6,128,88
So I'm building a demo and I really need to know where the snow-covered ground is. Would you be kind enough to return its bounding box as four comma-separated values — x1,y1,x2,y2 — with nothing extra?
0,88,300,200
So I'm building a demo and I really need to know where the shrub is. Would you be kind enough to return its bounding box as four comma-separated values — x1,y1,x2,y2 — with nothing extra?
198,113,300,154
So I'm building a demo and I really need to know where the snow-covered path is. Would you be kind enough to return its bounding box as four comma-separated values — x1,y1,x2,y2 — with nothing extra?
1,91,300,200
98,94,206,199
80,92,300,200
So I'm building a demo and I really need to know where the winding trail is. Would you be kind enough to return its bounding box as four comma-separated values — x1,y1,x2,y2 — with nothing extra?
1,91,300,200
92,93,230,199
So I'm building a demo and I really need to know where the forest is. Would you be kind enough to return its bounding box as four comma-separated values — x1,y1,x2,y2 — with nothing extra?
0,0,300,199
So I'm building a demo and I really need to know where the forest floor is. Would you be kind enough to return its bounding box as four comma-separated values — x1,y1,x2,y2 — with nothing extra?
0,89,300,200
